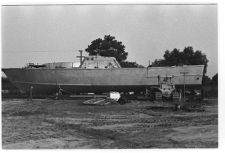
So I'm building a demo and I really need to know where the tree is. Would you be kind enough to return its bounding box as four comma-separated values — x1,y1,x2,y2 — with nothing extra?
202,75,212,86
152,46,209,75
85,35,128,64
85,35,143,68
212,73,218,86
120,61,144,68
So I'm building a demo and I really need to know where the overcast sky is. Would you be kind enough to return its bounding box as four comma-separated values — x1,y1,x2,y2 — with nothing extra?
2,4,217,77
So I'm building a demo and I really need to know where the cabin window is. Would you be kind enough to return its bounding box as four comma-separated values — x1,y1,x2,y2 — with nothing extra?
86,58,89,60
91,58,94,60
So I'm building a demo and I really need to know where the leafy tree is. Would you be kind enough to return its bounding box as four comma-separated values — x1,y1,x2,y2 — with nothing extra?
85,35,143,68
152,46,209,75
85,35,128,63
120,61,144,68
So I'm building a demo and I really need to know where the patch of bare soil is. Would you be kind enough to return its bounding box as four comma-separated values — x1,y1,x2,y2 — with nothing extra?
2,98,218,149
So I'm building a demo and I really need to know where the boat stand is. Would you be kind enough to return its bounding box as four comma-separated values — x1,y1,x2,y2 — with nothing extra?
28,85,33,101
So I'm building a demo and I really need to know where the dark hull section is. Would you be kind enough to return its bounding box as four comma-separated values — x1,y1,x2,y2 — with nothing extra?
2,66,204,94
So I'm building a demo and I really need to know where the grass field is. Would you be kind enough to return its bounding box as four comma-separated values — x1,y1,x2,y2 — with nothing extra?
2,98,218,149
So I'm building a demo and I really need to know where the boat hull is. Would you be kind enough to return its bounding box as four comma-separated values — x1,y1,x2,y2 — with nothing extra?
2,66,204,94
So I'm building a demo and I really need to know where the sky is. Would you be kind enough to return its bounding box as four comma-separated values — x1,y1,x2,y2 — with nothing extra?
1,4,217,77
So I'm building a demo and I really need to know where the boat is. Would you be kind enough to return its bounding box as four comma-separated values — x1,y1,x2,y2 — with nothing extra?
2,52,204,95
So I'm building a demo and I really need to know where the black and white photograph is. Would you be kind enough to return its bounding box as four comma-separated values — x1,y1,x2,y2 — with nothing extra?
1,2,218,149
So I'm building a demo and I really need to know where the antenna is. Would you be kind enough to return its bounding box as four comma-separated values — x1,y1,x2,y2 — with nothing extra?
76,50,84,67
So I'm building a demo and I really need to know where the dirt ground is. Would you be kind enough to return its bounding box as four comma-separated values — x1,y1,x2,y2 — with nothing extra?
2,98,218,149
